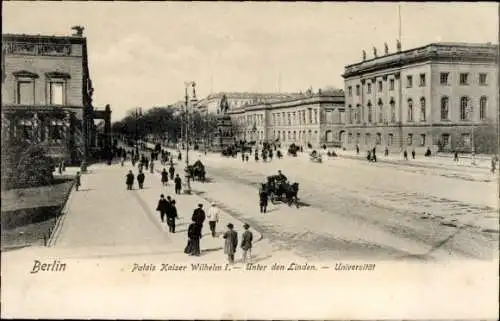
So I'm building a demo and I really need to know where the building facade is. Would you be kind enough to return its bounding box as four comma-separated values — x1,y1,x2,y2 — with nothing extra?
197,92,304,114
228,88,345,148
342,42,498,153
1,27,111,164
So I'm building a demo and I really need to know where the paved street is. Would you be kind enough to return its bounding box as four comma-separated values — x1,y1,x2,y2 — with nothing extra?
182,149,499,261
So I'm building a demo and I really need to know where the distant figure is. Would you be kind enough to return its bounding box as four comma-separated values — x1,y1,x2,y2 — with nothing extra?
223,223,238,264
491,155,498,173
259,185,268,213
137,170,145,189
241,223,253,263
356,144,360,155
454,151,459,162
156,194,169,223
403,150,408,160
149,160,154,174
161,168,169,186
126,170,134,190
75,171,81,191
411,149,416,160
169,164,175,180
174,174,182,194
192,204,206,226
185,220,202,256
384,147,389,157
425,147,432,157
167,199,178,233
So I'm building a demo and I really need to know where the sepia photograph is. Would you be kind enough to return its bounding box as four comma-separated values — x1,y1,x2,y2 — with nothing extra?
1,1,498,319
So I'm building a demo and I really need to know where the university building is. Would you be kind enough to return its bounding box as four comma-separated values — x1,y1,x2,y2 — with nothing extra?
341,42,498,153
1,27,112,164
228,87,345,147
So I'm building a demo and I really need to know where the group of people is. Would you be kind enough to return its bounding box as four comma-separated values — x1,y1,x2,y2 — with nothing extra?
183,203,254,264
156,194,179,233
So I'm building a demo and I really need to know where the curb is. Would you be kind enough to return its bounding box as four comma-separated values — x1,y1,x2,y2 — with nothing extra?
153,168,264,244
46,180,76,247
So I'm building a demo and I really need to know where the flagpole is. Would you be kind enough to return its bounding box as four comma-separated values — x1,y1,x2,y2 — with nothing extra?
398,2,402,44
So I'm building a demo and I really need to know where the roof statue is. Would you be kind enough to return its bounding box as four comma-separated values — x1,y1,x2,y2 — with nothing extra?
396,39,402,52
362,50,367,61
219,94,230,114
71,25,84,36
384,42,389,55
373,46,378,58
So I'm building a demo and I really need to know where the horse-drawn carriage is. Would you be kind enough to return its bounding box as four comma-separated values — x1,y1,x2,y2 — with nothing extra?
186,160,206,182
262,175,300,207
309,150,322,163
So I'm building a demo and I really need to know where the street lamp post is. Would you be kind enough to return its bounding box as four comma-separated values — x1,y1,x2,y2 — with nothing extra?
184,81,196,194
135,107,142,156
467,102,476,165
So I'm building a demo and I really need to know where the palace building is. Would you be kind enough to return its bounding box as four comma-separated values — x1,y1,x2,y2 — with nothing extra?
341,42,498,153
1,27,112,164
228,87,345,148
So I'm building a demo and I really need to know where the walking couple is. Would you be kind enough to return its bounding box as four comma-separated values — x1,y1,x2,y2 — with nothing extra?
156,194,178,233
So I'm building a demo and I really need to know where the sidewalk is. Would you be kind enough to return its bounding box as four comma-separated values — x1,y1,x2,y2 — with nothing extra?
48,161,262,259
334,149,492,171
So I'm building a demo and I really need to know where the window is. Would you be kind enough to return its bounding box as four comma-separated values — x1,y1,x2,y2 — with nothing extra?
356,105,361,124
420,134,426,146
419,74,426,87
348,133,353,144
479,73,487,85
17,81,34,105
308,109,312,124
376,133,381,145
348,105,353,124
406,75,413,88
479,96,487,120
388,133,393,146
365,133,371,145
440,72,449,85
389,79,395,90
50,120,64,141
367,83,372,94
390,99,396,123
378,81,383,92
314,109,318,124
441,96,449,120
407,133,413,146
287,113,291,126
462,133,471,146
442,134,450,147
19,119,33,140
420,97,426,122
407,99,414,122
356,85,360,96
348,86,352,96
356,133,360,144
378,100,383,123
459,73,469,85
460,96,469,121
367,102,372,123
293,131,296,141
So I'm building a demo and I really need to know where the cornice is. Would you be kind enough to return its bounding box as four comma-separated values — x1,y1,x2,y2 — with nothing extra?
45,71,71,79
13,70,39,78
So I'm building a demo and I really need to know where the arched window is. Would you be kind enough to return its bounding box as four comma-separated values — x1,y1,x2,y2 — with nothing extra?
376,133,382,145
293,131,296,141
355,104,360,123
390,98,396,123
367,101,372,123
407,98,414,121
441,96,449,120
460,96,469,120
479,96,487,120
377,98,383,123
420,97,426,121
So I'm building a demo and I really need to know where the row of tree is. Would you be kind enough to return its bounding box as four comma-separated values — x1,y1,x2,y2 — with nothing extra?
111,106,221,145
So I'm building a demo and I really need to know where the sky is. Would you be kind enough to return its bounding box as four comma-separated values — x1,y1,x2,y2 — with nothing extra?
3,2,498,120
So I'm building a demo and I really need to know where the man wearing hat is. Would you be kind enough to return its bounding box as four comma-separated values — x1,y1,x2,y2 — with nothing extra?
192,203,206,232
207,202,220,237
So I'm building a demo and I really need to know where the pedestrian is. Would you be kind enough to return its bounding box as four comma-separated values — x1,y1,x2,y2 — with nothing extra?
241,153,245,162
161,168,169,186
241,223,253,263
126,170,134,190
75,171,81,191
137,170,145,189
192,204,206,226
403,150,408,160
454,151,459,162
62,160,66,172
207,202,220,237
491,156,497,173
58,161,63,175
259,184,268,213
384,147,389,157
121,155,125,167
156,194,169,223
174,174,182,194
169,164,175,180
185,220,202,256
269,149,273,161
145,158,150,169
150,160,154,174
245,154,249,162
356,144,360,155
167,198,179,233
223,223,238,264
411,149,416,160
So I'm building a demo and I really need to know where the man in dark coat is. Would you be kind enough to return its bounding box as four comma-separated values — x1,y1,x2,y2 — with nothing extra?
411,149,416,160
169,165,175,180
126,170,134,190
156,194,170,223
137,170,145,189
167,199,179,233
223,223,238,264
161,168,169,186
192,204,206,225
174,174,182,194
186,220,202,256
